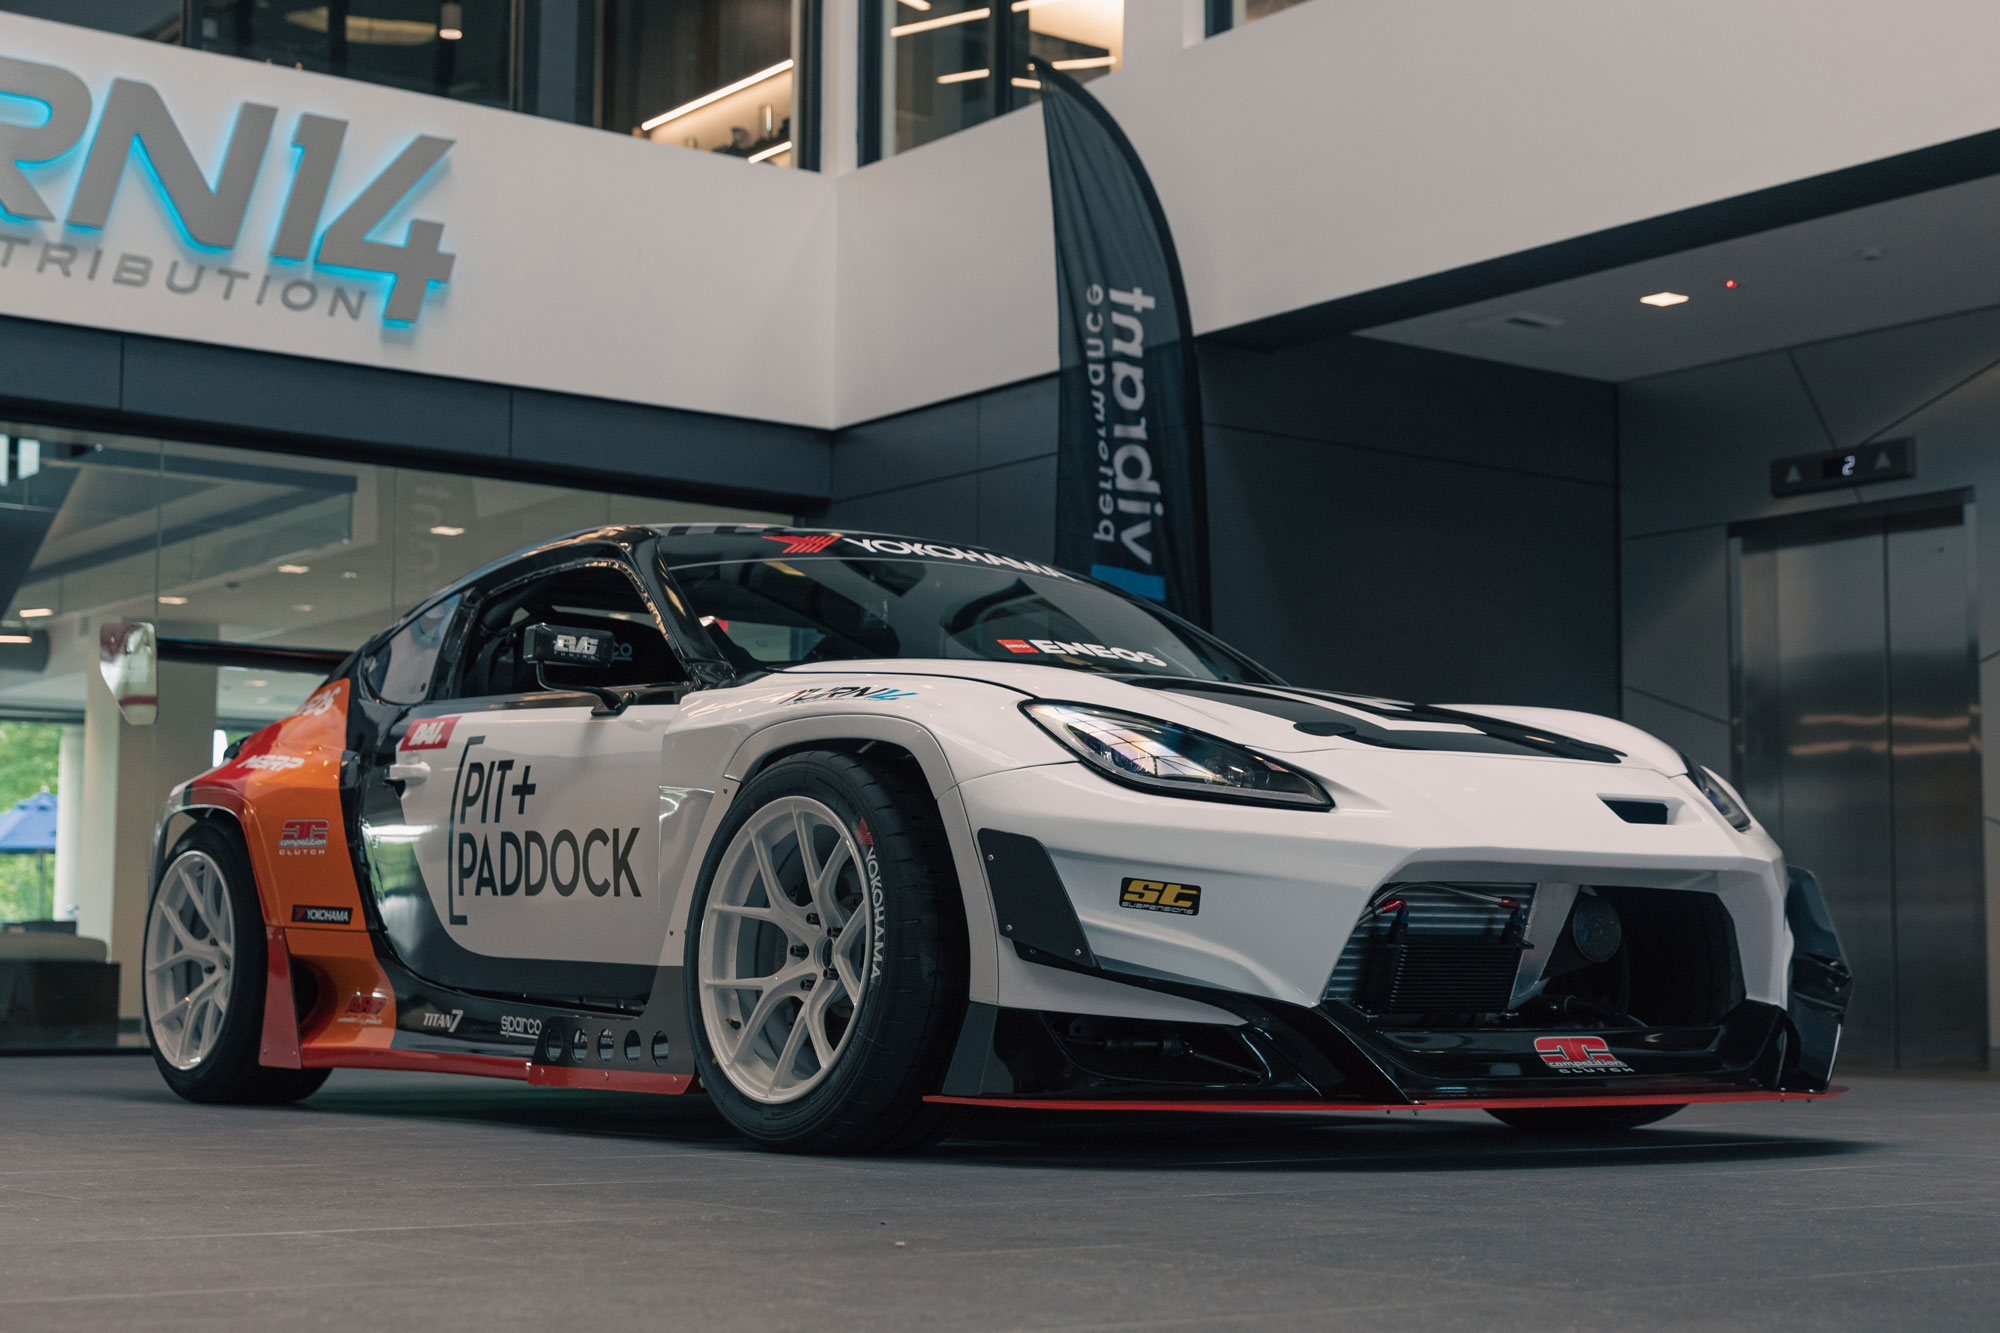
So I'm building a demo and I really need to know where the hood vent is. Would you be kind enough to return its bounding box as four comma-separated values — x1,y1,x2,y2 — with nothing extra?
1603,798,1670,825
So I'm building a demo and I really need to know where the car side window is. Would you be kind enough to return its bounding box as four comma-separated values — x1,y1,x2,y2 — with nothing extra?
364,593,461,705
445,562,685,700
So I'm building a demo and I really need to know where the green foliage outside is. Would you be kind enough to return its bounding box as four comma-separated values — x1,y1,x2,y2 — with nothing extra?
0,721,63,921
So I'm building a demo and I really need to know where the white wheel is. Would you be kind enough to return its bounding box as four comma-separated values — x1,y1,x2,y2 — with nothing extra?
144,850,238,1071
698,796,876,1104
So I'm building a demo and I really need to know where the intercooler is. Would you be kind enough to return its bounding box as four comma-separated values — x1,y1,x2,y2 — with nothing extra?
1322,883,1534,1014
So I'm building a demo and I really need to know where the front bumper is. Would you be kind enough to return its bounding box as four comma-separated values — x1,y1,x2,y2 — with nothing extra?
942,790,1852,1108
935,989,1839,1111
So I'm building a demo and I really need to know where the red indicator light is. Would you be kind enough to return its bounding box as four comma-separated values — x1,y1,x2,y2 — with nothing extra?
1724,279,1739,289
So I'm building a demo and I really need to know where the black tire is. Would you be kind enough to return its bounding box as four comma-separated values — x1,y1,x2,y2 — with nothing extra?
144,820,330,1106
684,750,967,1153
1486,1103,1686,1134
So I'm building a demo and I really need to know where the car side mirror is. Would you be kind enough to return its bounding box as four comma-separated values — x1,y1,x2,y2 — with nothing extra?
99,620,158,726
520,623,626,715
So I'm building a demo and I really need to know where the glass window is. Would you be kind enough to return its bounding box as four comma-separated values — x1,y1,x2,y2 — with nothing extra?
197,0,513,110
867,0,1121,162
1208,0,1313,35
1008,0,1122,100
446,563,681,698
666,554,1269,682
366,594,459,705
605,0,806,168
0,1,182,41
0,416,785,1046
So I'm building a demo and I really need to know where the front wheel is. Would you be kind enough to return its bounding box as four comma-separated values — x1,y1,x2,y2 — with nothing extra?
143,821,329,1105
684,750,966,1153
1486,1104,1686,1134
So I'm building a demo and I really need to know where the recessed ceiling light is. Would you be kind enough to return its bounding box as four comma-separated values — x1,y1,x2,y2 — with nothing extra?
438,2,463,40
0,634,32,645
158,595,188,605
247,679,268,688
429,525,465,536
293,604,314,612
341,570,359,580
278,563,310,574
1640,291,1690,307
18,607,52,618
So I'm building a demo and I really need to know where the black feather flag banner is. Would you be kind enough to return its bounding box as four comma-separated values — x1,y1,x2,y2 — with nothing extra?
1035,62,1210,626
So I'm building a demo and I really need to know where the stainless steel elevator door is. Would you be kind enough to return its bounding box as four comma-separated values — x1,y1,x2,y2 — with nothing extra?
1735,506,1985,1068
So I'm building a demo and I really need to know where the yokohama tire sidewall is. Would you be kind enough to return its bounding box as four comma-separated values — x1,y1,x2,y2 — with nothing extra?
683,752,959,1149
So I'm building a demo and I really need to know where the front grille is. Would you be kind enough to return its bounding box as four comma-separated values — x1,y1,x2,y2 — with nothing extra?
1323,883,1533,1013
1364,938,1524,1011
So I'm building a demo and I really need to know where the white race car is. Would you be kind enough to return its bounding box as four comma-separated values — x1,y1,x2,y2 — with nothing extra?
141,524,1852,1151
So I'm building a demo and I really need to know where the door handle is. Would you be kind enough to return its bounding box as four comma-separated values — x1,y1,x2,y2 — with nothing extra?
387,761,431,785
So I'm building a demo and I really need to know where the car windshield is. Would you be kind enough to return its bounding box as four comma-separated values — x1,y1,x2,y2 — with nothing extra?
665,555,1275,682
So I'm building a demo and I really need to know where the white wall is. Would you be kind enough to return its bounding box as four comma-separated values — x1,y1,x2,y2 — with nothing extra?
836,0,2000,422
0,14,835,427
12,2,2000,433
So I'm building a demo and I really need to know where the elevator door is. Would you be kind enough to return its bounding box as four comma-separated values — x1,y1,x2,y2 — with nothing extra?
1736,505,1985,1067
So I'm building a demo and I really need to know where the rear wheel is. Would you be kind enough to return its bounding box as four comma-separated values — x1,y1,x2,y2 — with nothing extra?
1485,1104,1685,1134
143,820,329,1105
685,750,966,1153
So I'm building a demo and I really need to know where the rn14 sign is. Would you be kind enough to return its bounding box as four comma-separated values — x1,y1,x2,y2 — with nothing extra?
0,53,454,324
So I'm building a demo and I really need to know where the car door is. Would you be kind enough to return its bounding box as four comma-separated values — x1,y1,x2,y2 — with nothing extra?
357,553,690,1005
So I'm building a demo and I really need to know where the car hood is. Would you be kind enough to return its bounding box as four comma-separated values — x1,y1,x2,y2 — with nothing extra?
774,660,1686,774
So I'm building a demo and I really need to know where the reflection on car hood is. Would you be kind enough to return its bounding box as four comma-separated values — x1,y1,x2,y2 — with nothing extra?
773,660,1683,772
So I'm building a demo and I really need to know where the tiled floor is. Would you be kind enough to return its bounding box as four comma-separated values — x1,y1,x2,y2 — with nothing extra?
1,1056,1995,1330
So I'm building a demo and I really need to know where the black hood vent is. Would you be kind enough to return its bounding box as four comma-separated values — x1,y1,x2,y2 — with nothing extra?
1119,678,1624,764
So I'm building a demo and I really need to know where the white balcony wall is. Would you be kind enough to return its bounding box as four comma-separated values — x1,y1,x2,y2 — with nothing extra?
835,0,2000,421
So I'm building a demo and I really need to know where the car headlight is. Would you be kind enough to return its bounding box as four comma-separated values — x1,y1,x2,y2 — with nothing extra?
1683,755,1753,831
1022,701,1333,809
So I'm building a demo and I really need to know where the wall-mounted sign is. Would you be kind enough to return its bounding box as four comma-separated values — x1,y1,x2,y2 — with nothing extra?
0,14,834,429
1770,438,1915,498
0,53,453,325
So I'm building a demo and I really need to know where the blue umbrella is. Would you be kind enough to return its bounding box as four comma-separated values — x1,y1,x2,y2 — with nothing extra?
0,790,56,920
0,790,57,853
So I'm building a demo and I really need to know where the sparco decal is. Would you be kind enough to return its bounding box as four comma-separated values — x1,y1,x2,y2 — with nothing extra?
1533,1035,1634,1074
238,753,304,772
499,1015,542,1041
338,993,386,1026
779,685,915,705
447,735,642,927
421,1008,465,1032
0,56,455,324
857,819,885,983
996,638,1167,666
838,537,1074,581
291,904,352,924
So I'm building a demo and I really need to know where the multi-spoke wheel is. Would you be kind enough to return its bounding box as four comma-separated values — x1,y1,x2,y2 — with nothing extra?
145,850,237,1070
699,796,876,1103
685,750,966,1153
143,821,329,1105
